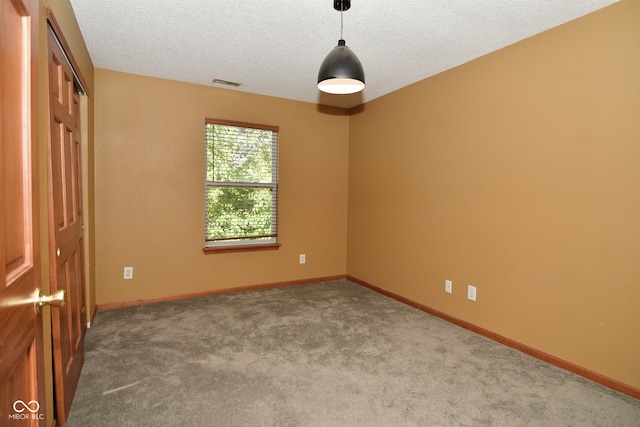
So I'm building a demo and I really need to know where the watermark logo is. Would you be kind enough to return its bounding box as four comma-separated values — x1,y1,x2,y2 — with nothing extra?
9,400,43,420
13,400,39,413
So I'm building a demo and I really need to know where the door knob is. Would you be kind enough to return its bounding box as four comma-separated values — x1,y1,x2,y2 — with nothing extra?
56,247,61,257
35,288,66,315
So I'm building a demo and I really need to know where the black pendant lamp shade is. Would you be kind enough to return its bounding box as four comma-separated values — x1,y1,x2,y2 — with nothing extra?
317,39,365,94
317,0,365,94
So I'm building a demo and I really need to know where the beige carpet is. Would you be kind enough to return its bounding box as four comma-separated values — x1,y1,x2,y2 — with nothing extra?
66,279,640,426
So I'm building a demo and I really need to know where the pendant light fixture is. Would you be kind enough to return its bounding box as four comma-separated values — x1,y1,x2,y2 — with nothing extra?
317,0,365,94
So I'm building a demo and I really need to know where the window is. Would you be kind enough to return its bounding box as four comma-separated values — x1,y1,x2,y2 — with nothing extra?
204,119,279,252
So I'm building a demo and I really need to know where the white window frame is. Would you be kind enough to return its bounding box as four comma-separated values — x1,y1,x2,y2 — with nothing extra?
204,118,279,253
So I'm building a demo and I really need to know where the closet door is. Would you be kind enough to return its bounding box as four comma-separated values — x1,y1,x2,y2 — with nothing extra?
46,24,87,426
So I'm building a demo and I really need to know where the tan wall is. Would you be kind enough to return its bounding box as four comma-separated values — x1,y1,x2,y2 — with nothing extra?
93,70,349,304
347,1,640,388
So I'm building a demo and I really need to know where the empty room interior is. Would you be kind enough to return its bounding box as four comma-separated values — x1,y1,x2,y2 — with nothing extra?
3,0,639,425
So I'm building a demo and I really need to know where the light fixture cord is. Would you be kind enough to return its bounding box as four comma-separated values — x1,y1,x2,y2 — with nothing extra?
340,8,344,39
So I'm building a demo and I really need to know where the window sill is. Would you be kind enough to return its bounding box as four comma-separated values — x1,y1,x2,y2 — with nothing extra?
203,243,281,255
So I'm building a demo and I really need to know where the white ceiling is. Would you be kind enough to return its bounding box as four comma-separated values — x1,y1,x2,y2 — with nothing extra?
69,0,619,109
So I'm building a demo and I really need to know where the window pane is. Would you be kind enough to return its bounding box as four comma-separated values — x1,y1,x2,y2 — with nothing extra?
206,124,273,183
206,186,274,241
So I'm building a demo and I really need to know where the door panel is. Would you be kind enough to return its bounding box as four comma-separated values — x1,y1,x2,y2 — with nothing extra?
47,27,86,426
0,0,45,425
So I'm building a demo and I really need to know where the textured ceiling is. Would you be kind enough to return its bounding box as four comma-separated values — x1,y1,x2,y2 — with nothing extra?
69,0,619,109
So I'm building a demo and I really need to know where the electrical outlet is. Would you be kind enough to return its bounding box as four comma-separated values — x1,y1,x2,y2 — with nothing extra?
467,285,477,301
299,254,306,264
124,266,133,280
445,280,452,294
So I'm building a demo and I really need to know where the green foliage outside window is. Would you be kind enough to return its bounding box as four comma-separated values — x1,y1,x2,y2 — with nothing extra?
205,122,278,243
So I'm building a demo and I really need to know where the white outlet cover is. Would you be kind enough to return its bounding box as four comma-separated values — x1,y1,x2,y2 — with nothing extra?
445,280,452,294
299,254,306,264
468,285,477,301
124,267,133,280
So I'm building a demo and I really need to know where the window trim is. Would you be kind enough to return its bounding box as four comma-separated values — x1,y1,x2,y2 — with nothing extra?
203,118,279,254
203,242,281,255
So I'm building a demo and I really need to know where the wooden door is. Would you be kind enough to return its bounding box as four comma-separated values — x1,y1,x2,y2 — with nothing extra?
0,0,46,425
46,26,86,426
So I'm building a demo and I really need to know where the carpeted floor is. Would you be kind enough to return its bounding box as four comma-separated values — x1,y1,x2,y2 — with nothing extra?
66,279,640,426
